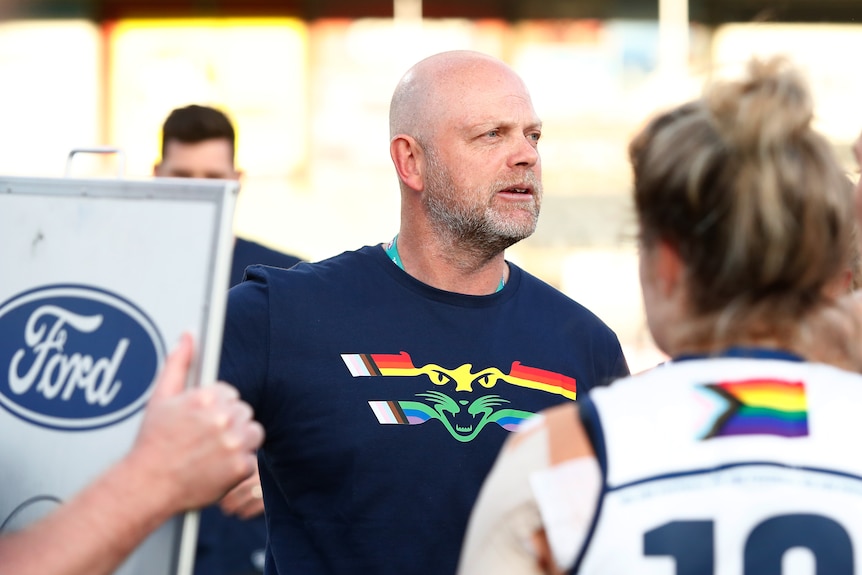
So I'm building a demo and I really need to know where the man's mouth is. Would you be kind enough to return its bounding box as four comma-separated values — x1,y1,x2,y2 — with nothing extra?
498,185,532,195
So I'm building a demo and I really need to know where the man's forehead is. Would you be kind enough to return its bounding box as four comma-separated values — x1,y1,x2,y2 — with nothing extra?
162,139,234,167
159,138,237,178
163,137,232,157
448,97,541,131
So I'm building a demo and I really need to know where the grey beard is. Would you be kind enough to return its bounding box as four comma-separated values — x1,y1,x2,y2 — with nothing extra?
424,192,534,257
421,146,541,260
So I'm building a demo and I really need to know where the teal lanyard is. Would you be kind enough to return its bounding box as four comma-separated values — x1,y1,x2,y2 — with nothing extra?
385,235,505,292
385,235,405,270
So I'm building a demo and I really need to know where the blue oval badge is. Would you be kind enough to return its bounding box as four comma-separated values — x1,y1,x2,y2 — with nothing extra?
0,285,165,430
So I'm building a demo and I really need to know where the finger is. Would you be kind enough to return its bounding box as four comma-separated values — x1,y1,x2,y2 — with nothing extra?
207,382,240,405
234,493,266,520
219,480,249,515
220,479,265,518
226,398,254,426
219,465,258,513
150,333,195,401
242,420,265,452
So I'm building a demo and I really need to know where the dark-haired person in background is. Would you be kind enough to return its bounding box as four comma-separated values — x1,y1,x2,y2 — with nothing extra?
155,104,302,575
155,104,303,287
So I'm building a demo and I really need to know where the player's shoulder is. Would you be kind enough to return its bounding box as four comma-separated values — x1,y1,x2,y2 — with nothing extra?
506,402,592,462
589,355,862,422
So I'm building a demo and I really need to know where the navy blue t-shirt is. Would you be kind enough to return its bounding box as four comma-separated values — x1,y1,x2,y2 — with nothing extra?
220,244,629,575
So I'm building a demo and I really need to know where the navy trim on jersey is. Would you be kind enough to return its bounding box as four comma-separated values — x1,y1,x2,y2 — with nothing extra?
569,396,610,574
578,396,607,476
608,460,862,493
673,347,805,363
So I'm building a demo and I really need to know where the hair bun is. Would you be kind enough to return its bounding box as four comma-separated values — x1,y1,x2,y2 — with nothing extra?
706,57,814,152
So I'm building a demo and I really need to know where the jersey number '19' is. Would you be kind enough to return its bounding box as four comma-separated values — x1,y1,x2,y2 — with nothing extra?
643,514,853,574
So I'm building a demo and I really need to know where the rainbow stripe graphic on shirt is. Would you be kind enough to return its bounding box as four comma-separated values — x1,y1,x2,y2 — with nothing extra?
368,397,532,431
699,379,808,440
341,352,577,399
341,351,576,442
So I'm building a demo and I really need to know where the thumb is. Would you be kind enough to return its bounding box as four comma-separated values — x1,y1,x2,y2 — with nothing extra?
150,332,195,401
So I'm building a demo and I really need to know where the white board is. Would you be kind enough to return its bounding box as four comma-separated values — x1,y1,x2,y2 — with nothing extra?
0,175,238,575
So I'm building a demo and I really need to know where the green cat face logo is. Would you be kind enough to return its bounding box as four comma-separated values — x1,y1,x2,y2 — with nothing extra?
342,351,577,442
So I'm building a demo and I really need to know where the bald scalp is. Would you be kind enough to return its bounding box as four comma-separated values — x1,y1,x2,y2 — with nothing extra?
388,50,517,144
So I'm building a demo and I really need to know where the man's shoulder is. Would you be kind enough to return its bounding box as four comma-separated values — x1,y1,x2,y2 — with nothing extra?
241,244,380,287
234,236,303,269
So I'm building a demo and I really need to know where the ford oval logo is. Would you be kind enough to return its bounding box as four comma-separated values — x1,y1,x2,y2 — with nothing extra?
0,285,165,431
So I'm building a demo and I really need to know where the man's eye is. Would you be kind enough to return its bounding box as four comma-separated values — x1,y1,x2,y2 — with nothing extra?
486,130,499,138
528,132,541,142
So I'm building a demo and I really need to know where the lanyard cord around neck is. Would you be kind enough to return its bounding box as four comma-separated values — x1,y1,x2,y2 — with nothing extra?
385,234,505,293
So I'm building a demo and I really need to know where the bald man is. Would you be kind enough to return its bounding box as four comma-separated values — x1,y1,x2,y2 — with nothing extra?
218,50,629,574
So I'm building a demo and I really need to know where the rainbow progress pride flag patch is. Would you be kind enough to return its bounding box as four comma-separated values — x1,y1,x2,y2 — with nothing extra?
698,379,808,440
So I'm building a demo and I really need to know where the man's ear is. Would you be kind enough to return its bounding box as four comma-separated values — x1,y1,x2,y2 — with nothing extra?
232,168,244,182
390,135,424,192
153,162,162,177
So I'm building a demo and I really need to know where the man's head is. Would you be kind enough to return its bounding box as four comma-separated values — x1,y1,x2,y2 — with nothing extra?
389,51,543,256
154,105,240,180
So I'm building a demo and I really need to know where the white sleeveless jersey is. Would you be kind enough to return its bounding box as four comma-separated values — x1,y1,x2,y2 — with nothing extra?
576,356,862,574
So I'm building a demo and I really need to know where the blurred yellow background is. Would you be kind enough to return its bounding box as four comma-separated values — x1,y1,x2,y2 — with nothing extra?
1,9,860,372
